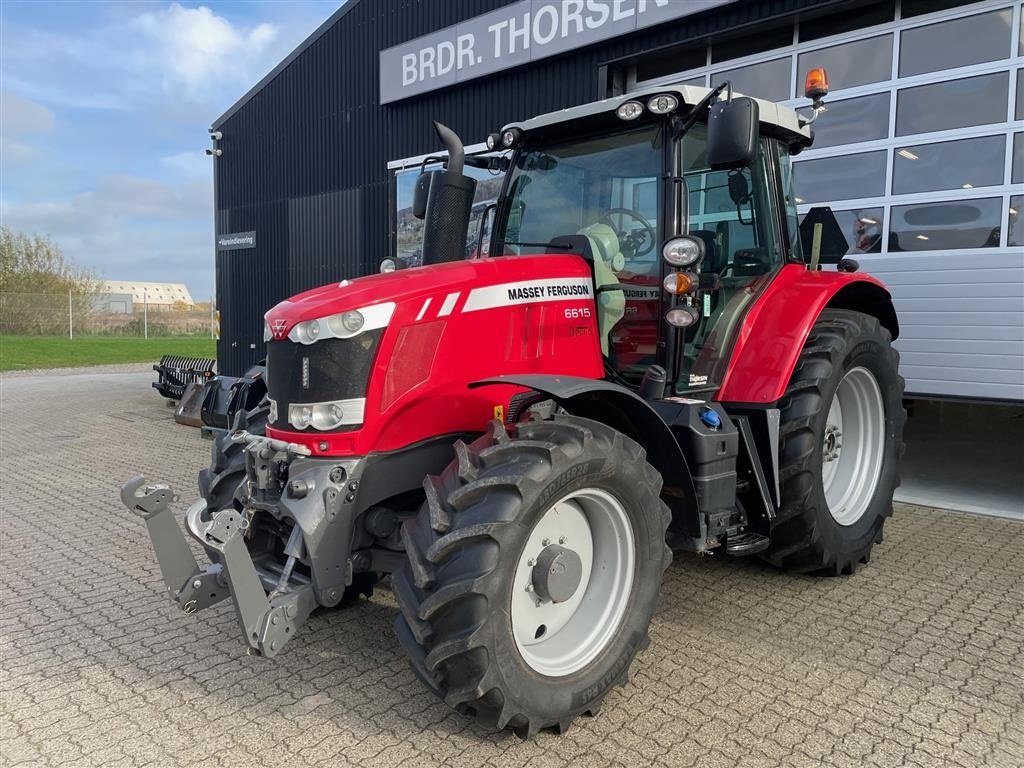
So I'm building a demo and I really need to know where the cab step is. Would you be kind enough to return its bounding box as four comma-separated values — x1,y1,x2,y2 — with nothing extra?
726,532,770,556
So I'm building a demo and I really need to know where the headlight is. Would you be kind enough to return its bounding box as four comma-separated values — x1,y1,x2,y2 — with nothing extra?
310,402,345,430
662,236,705,267
287,399,363,431
289,404,313,430
647,94,678,114
264,320,273,342
326,310,364,335
616,100,644,121
501,128,521,148
286,302,395,345
666,306,700,327
268,398,278,423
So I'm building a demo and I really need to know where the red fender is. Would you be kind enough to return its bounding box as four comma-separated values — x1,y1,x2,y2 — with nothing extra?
715,264,897,404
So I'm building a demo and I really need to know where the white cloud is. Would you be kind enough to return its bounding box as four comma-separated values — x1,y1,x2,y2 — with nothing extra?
130,4,280,103
0,91,56,164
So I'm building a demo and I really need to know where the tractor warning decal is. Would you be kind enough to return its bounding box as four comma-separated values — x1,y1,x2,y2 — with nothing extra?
462,278,593,313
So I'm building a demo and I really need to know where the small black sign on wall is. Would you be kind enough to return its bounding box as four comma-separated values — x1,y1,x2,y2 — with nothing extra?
217,231,256,250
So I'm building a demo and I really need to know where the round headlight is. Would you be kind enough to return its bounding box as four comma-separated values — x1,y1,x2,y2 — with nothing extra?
293,319,320,344
666,306,701,328
311,402,345,431
662,236,705,267
486,132,501,151
663,272,696,295
647,94,679,115
379,258,396,273
501,128,521,148
290,405,313,430
616,100,644,121
327,310,364,336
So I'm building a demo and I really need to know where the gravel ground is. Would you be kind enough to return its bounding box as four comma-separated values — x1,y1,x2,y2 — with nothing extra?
1,369,1022,768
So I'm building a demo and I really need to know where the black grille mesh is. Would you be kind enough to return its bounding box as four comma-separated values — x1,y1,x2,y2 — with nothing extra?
266,330,382,429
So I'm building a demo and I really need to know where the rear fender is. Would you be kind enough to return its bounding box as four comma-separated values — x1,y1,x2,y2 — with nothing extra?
471,375,699,532
716,265,898,404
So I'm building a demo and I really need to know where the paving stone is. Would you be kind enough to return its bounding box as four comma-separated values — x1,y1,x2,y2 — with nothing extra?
1,369,1022,767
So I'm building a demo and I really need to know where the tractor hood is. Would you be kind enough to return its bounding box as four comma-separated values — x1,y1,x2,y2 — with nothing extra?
263,255,594,341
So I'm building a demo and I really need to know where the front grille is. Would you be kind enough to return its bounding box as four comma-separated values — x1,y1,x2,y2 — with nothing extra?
266,330,383,430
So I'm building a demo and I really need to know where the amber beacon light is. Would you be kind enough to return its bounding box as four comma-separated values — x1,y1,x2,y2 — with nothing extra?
804,68,830,103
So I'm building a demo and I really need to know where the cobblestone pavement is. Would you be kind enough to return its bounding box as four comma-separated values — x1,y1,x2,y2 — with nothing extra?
1,370,1022,768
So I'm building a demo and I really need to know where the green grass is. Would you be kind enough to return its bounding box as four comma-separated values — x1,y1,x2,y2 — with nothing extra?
0,335,217,372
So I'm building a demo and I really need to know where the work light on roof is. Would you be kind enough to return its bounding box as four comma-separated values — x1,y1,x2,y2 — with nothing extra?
616,100,644,121
486,132,502,151
501,128,521,148
647,94,678,115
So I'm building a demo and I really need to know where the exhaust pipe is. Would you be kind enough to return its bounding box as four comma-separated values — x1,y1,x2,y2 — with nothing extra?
421,122,477,266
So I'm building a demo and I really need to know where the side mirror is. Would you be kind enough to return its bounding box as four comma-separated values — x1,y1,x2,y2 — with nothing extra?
412,171,433,220
799,206,850,267
707,97,759,170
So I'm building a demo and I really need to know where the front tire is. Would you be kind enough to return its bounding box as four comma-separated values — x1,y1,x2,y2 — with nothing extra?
392,416,671,737
764,309,905,575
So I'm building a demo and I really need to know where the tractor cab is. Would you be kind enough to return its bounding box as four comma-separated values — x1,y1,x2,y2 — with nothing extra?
465,82,819,396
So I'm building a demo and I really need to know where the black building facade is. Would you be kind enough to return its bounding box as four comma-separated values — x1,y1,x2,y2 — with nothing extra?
210,0,1024,407
211,0,840,375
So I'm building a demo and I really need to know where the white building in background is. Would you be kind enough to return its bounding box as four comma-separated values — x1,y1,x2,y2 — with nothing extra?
101,281,195,308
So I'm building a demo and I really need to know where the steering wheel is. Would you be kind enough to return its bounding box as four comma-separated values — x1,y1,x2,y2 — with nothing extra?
599,208,657,258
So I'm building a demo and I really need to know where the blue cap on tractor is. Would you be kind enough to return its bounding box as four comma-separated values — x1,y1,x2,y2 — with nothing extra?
699,406,722,430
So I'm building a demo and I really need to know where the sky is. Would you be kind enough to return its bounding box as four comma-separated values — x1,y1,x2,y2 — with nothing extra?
0,0,340,301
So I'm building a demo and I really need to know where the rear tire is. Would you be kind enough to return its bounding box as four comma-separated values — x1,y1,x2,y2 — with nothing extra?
392,416,671,737
764,309,905,575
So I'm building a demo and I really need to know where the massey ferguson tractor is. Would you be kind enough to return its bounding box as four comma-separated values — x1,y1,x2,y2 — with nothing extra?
123,70,905,737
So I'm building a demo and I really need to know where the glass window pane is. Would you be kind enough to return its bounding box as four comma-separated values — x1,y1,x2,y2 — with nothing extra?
799,1,894,41
794,151,887,204
1016,69,1023,121
830,208,885,255
798,35,892,93
896,73,1009,136
1009,196,1023,248
889,198,1002,251
713,57,791,102
893,135,1006,195
899,9,1013,77
1013,133,1023,185
810,93,890,149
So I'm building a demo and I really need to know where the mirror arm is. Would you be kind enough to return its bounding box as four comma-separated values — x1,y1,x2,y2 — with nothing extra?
673,80,731,140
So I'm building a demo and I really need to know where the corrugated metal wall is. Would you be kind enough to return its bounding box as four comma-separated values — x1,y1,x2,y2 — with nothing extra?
213,0,829,374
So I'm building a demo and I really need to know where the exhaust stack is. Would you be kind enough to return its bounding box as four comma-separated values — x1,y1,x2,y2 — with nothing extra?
421,122,477,265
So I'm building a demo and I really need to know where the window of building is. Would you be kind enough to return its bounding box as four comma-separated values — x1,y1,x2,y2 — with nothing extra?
832,207,885,254
889,198,1003,251
809,93,891,149
899,9,1014,78
798,35,893,92
1016,68,1023,120
794,150,888,204
1009,196,1023,247
798,0,895,41
710,25,792,64
713,57,792,102
893,135,1006,195
635,43,706,84
896,72,1009,136
1013,132,1023,185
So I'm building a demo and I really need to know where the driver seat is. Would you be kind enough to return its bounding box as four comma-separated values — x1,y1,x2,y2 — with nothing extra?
577,222,624,356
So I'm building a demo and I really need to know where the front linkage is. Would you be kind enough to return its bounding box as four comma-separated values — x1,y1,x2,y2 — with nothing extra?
121,430,358,657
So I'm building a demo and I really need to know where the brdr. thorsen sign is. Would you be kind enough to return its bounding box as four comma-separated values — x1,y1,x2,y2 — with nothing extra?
379,0,733,105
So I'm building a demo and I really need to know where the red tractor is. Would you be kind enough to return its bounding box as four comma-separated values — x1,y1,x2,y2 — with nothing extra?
123,73,904,737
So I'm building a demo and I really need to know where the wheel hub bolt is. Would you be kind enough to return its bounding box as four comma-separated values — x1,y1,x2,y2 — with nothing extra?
542,538,550,546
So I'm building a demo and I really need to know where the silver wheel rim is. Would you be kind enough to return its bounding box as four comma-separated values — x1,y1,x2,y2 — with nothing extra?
822,366,886,526
510,488,634,677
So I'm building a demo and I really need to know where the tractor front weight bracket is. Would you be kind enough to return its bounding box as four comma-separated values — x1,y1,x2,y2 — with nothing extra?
120,476,313,658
